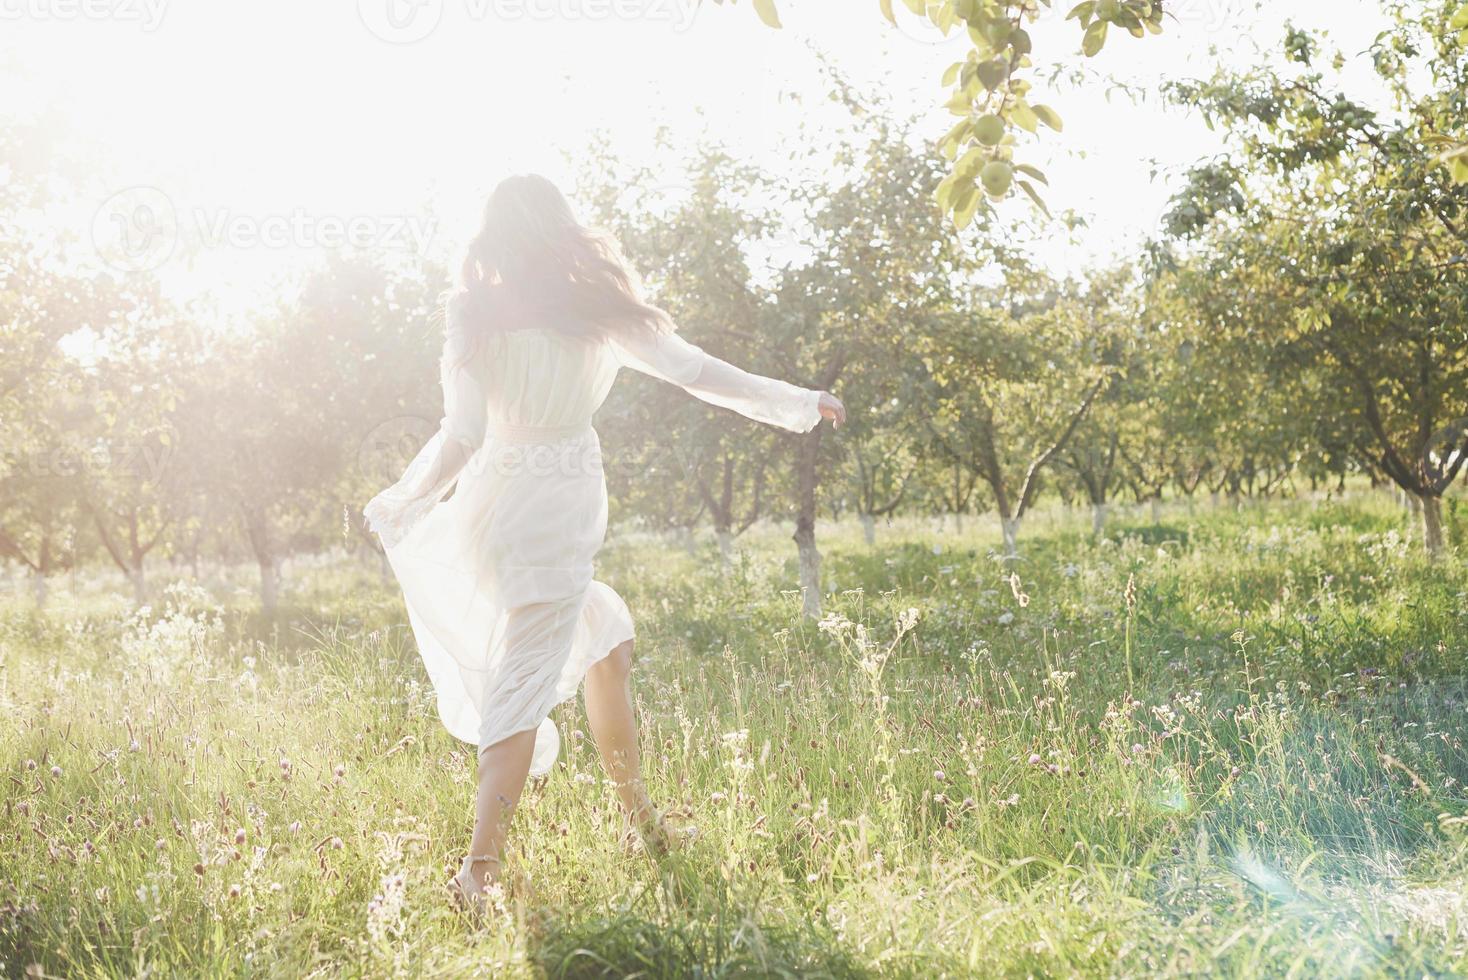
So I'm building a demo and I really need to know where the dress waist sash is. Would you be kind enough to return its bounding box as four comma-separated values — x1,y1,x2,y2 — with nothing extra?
486,420,593,444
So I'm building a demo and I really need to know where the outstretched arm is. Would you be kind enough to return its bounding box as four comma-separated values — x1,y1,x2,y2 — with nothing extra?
363,328,489,548
612,327,844,433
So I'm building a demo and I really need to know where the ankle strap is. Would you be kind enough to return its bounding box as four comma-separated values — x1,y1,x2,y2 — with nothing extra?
465,853,501,865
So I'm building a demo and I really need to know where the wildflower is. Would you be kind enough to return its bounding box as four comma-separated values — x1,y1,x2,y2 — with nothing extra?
1028,754,1042,766
25,759,36,771
235,828,247,846
933,769,946,782
50,766,62,778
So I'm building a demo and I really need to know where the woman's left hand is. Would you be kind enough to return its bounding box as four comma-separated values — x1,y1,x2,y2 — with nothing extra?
817,392,847,429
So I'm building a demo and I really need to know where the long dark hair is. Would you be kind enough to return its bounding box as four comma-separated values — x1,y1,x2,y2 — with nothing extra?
446,174,670,359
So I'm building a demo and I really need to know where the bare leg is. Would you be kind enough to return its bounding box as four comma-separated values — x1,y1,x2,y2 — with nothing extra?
465,728,536,890
584,639,670,854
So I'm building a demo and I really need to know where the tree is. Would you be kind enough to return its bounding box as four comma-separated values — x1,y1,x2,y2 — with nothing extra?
923,276,1114,557
1166,3,1468,555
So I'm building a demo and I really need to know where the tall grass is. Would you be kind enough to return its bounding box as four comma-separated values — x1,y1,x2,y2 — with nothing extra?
2,494,1466,977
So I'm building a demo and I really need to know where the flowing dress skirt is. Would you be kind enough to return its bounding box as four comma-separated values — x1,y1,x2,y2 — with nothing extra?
381,425,634,776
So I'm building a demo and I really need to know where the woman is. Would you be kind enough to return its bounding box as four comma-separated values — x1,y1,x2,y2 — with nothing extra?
363,175,846,909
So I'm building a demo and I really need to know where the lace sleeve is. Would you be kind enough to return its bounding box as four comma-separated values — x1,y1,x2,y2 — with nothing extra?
611,328,823,434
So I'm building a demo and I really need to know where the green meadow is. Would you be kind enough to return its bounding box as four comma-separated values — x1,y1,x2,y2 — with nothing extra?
3,494,1467,978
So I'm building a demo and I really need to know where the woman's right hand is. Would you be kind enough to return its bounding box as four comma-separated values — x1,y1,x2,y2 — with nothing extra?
817,392,847,429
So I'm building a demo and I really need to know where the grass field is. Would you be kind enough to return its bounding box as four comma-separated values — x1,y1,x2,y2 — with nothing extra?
3,494,1467,977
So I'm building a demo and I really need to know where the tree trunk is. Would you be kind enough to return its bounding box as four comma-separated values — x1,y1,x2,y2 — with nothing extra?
1150,498,1161,525
716,527,734,566
1421,493,1445,558
954,510,964,535
1091,502,1107,539
1001,517,1022,559
243,507,280,615
31,569,48,608
793,428,824,619
794,520,822,619
129,566,147,606
259,558,280,615
859,513,876,546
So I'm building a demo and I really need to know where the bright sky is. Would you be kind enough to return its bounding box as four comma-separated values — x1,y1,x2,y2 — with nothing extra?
1,0,1394,314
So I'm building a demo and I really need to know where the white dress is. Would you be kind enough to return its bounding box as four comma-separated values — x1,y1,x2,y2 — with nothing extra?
364,312,823,776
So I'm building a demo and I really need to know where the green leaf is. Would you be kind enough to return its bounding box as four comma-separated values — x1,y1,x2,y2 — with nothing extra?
938,117,973,159
880,0,897,26
976,58,1009,91
752,0,781,28
1015,163,1049,185
1032,104,1063,132
955,147,987,178
1017,179,1052,217
1451,2,1468,29
1066,1,1095,21
936,171,969,209
1011,102,1039,132
941,60,963,87
1082,19,1108,56
953,183,984,229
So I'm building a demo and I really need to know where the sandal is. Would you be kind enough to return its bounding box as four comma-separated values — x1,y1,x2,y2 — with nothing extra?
613,777,675,859
447,854,501,914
